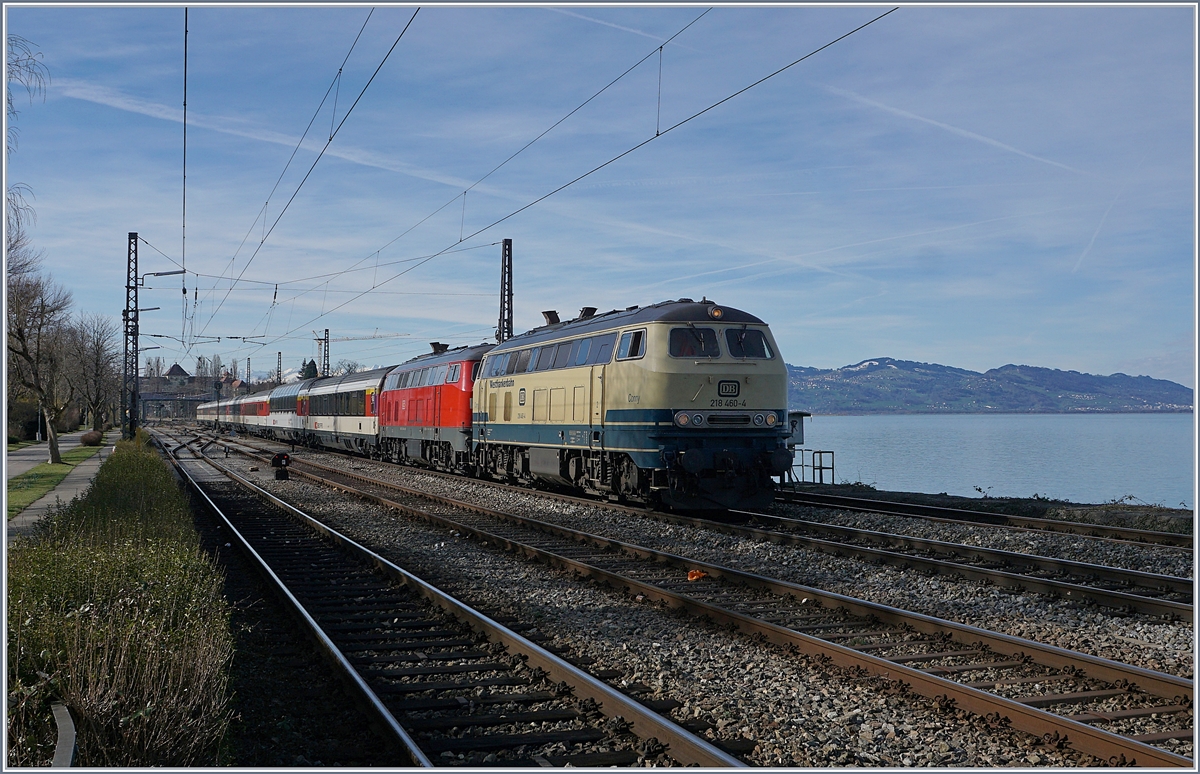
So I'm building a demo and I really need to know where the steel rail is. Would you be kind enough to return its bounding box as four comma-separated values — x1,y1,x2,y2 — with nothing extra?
164,431,744,768
161,436,433,767
212,439,1194,767
776,490,1193,549
210,433,1191,616
710,511,1191,618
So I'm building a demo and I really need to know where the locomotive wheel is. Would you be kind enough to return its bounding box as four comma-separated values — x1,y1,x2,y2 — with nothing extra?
615,456,641,498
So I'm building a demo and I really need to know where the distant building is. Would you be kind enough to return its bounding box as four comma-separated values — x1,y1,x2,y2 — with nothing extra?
165,363,191,390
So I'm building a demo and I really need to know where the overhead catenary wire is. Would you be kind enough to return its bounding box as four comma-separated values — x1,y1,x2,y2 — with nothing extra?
254,6,899,352
341,8,712,276
195,7,409,342
200,8,374,314
210,9,715,356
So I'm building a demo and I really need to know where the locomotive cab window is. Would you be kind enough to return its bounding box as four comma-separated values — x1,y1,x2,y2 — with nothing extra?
669,327,720,358
616,330,646,360
725,328,774,359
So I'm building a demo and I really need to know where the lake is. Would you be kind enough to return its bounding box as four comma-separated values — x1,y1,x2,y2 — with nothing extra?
795,413,1195,509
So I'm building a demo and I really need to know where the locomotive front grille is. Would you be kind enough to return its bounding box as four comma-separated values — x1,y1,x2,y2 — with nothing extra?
706,414,752,425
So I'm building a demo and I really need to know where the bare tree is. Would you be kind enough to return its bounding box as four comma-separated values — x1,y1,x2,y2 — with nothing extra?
7,35,49,255
8,271,74,463
335,359,361,375
143,356,164,379
68,313,119,431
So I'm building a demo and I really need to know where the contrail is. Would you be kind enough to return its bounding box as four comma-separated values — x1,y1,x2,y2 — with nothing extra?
56,78,471,189
822,84,1083,175
1072,191,1121,273
544,7,699,50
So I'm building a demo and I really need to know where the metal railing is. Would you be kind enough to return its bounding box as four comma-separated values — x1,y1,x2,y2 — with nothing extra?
786,449,834,485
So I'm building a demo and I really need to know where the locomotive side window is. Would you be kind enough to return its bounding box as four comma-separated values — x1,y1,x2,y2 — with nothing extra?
446,363,461,383
587,333,616,364
725,328,774,359
486,354,509,378
514,349,531,373
535,346,555,371
669,327,720,358
552,342,573,369
435,365,448,384
471,361,481,381
572,338,591,366
616,330,646,360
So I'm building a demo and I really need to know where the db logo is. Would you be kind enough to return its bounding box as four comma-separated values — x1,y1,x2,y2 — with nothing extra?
717,380,740,397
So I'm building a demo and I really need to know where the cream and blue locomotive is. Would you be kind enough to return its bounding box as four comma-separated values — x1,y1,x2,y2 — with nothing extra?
471,298,793,509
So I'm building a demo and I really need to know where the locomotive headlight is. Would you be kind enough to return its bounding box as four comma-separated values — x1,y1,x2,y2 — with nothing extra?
753,413,765,426
765,412,778,426
708,306,725,320
692,413,704,426
675,411,691,426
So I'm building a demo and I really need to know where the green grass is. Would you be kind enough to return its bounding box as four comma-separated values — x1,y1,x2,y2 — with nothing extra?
7,432,233,766
6,441,106,520
7,440,42,452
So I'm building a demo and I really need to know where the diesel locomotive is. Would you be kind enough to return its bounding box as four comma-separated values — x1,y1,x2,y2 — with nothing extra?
196,298,799,509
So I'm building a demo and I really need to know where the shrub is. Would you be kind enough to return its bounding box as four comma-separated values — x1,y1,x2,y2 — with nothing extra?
79,431,103,447
8,435,20,445
7,433,233,766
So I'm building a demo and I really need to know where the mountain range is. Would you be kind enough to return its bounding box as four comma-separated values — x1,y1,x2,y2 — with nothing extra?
787,358,1193,414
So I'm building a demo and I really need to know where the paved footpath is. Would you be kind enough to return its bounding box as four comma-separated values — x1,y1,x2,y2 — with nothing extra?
6,429,95,479
7,438,113,545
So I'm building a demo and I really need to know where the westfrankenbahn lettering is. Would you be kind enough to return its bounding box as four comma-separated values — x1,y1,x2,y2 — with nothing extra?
489,378,516,388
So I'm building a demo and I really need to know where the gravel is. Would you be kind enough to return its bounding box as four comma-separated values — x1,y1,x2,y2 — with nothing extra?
307,456,1193,681
211,449,1191,766
770,503,1194,579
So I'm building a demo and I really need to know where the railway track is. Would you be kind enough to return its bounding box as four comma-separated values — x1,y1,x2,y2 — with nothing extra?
775,489,1193,549
157,431,743,768
203,432,1194,767
211,431,1190,618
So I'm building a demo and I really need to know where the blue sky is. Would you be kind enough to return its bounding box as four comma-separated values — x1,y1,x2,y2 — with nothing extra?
6,5,1196,387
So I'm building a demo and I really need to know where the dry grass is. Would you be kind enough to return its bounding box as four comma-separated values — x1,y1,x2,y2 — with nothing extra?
7,431,234,766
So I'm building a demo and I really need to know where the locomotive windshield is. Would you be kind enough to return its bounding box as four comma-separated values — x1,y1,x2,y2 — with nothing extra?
726,328,774,359
669,327,720,358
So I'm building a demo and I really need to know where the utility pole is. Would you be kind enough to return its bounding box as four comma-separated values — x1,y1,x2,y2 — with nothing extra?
322,329,330,377
277,351,282,385
497,238,513,343
121,232,139,439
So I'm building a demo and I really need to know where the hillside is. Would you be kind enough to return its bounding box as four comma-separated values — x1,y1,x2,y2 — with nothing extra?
788,358,1193,414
